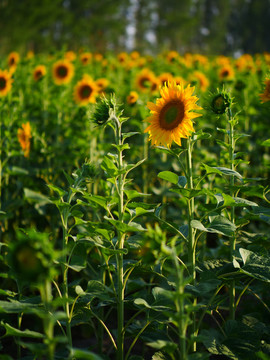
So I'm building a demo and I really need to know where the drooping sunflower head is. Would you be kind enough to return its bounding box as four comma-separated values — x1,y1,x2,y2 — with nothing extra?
74,75,99,105
259,77,270,103
33,65,46,81
136,68,159,93
52,60,74,85
144,82,202,148
0,69,13,97
8,51,20,68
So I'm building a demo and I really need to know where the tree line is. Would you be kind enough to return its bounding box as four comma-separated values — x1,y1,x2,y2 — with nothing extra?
0,0,269,55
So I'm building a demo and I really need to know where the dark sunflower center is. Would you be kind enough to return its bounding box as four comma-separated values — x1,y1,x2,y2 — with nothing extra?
0,77,7,90
140,77,151,89
35,70,42,79
222,70,229,77
17,247,40,271
80,85,92,99
57,65,68,78
9,57,15,65
159,101,185,130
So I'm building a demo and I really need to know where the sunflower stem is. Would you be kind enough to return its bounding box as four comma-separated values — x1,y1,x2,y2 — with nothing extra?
228,108,236,320
115,118,125,360
186,137,197,352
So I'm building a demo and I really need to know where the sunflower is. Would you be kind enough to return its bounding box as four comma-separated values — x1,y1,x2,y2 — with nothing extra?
144,82,202,148
52,60,74,85
259,78,270,103
94,53,103,62
174,76,186,86
218,64,235,81
65,51,77,62
127,91,139,105
33,65,46,81
17,122,32,158
80,52,92,65
74,75,99,105
8,51,20,68
117,52,129,64
0,69,13,97
158,72,174,87
95,78,109,94
27,50,34,59
136,68,159,93
166,51,179,63
190,71,209,92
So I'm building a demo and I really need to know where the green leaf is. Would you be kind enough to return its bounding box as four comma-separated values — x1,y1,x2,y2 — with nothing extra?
104,217,146,232
191,216,236,237
47,184,67,198
7,166,29,175
101,155,118,177
24,188,51,204
0,300,38,314
69,348,103,360
192,130,211,141
1,322,44,339
122,131,140,141
134,298,152,309
239,248,270,283
215,167,242,179
158,171,178,185
261,139,270,147
125,190,151,200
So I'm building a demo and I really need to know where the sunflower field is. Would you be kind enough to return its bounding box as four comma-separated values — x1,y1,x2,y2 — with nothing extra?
0,49,270,360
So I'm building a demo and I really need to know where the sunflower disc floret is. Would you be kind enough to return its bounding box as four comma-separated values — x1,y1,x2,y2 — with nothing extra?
144,81,202,147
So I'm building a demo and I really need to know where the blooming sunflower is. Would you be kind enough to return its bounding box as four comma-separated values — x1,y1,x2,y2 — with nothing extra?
52,60,74,85
127,91,139,105
80,52,92,65
65,51,77,62
158,72,174,87
33,65,46,81
144,82,202,148
218,65,235,81
190,71,209,92
95,78,109,94
8,51,20,68
74,75,99,105
136,68,159,93
0,69,13,97
17,122,32,158
259,78,270,103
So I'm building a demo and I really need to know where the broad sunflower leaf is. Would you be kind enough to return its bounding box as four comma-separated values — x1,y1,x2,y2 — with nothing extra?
158,171,179,185
1,322,44,339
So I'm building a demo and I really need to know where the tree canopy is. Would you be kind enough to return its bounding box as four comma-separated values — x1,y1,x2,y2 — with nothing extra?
0,0,269,55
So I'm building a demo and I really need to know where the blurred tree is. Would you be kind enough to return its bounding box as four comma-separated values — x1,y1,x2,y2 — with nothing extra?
0,0,269,55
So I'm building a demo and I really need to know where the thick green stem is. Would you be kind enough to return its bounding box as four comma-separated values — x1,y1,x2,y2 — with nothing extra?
186,137,196,352
116,122,125,360
40,279,55,360
62,221,73,347
172,247,187,360
228,109,236,320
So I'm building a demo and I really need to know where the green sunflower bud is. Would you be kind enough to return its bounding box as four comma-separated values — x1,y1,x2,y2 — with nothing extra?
9,229,55,284
210,89,233,115
91,94,122,127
